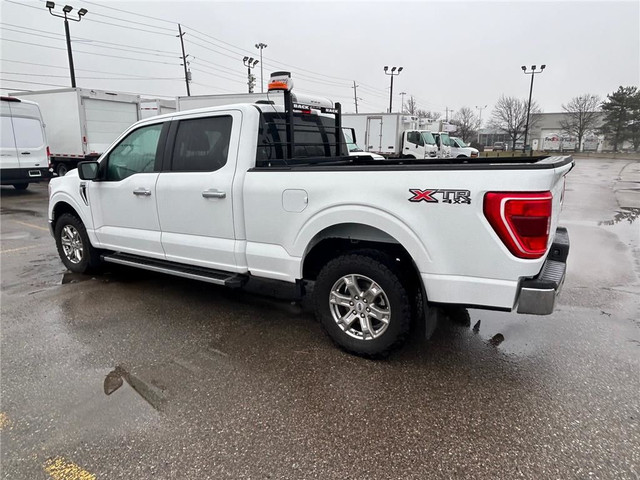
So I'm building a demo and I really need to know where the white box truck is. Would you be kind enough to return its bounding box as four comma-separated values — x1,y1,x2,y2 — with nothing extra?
139,98,176,119
176,91,335,112
9,88,141,176
342,113,455,159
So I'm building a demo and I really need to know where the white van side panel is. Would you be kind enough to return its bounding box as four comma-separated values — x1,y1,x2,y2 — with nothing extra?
1,100,48,172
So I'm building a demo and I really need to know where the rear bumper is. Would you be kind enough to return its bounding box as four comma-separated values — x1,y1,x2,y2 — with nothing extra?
0,167,51,184
517,227,569,315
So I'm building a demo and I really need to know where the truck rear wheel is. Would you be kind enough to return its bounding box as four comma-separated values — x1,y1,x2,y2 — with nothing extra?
54,213,102,273
314,253,412,358
57,163,68,177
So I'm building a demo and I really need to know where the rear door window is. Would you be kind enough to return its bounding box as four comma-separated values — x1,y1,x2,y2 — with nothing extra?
1,117,17,149
10,117,44,149
171,116,232,172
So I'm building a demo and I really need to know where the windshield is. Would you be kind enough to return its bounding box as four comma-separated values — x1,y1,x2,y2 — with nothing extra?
453,137,466,147
342,129,363,152
421,131,436,145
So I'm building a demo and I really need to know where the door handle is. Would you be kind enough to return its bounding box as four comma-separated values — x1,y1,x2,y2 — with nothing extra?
133,188,152,196
21,152,31,155
202,189,226,199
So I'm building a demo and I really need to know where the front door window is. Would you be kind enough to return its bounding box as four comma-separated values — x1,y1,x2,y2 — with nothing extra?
106,123,163,181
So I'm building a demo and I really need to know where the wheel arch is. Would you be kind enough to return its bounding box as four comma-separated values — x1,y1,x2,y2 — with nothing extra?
50,194,89,232
295,206,430,267
299,217,429,304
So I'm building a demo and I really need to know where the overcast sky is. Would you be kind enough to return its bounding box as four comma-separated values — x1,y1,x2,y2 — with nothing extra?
1,0,638,119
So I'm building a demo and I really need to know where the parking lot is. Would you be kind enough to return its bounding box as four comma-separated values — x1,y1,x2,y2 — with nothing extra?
1,157,639,479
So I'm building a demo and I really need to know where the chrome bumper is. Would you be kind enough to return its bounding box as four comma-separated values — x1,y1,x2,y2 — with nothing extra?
517,227,569,315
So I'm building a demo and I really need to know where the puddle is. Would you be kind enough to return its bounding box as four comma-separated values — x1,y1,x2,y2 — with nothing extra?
60,272,94,285
599,207,640,225
0,207,42,217
103,366,166,411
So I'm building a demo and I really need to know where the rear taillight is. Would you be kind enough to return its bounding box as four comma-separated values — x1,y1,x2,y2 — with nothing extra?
484,192,553,259
46,146,51,168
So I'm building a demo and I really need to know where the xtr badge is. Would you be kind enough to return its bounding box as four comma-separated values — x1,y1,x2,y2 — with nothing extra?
409,189,471,204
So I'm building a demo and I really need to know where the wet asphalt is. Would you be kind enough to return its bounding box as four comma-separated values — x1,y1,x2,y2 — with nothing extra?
1,157,639,480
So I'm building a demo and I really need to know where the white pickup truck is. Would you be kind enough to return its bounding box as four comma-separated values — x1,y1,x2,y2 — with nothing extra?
48,72,573,357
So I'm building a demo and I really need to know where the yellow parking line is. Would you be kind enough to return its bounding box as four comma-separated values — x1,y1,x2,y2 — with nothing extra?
0,412,9,430
13,220,49,232
44,457,96,480
0,245,41,254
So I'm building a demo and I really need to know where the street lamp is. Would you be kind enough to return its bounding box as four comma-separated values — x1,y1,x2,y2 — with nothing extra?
521,64,545,151
384,66,403,113
243,56,259,93
255,42,267,93
46,2,88,88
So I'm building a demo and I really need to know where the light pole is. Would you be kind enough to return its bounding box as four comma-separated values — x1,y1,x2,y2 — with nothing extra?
475,104,487,144
255,43,267,93
521,64,545,151
243,56,259,93
46,2,87,88
384,66,403,113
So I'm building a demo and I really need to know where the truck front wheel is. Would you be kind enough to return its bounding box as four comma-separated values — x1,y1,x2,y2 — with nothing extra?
54,213,102,273
314,253,412,358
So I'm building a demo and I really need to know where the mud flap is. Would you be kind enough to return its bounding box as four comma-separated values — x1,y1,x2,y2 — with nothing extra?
420,281,445,339
424,306,446,339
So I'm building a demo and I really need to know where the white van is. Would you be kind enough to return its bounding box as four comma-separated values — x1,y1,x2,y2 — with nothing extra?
450,136,479,158
1,97,50,190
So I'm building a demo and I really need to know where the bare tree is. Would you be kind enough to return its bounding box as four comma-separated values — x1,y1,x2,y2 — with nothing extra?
451,106,480,143
404,96,419,115
560,94,601,152
490,95,541,150
404,95,440,121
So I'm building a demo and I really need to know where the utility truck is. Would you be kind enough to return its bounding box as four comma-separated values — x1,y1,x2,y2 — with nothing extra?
10,88,141,177
48,72,573,358
341,113,455,159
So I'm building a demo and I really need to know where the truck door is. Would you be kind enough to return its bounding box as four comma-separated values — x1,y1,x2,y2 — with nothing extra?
403,131,425,158
10,103,48,173
88,122,166,257
365,116,383,153
83,98,139,155
155,111,241,271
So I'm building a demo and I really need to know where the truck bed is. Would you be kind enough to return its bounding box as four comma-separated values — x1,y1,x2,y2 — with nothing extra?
252,155,573,171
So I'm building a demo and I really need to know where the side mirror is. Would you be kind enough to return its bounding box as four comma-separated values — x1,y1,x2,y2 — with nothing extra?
78,161,99,180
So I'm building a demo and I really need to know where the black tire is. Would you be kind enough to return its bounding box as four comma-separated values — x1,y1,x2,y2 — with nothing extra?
54,213,102,273
442,305,471,327
57,163,68,177
12,183,29,190
314,253,412,358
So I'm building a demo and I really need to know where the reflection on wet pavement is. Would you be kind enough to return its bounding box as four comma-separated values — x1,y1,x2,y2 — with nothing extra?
599,207,640,225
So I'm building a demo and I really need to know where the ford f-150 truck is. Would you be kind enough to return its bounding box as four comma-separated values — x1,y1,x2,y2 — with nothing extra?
48,72,573,357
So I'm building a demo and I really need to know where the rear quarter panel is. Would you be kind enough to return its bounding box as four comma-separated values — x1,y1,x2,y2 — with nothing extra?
242,161,572,307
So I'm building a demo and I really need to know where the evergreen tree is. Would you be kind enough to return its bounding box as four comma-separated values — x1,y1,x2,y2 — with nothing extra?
600,86,639,151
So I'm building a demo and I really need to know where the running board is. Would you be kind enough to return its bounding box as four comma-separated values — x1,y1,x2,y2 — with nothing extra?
102,253,247,288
